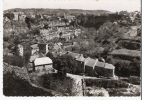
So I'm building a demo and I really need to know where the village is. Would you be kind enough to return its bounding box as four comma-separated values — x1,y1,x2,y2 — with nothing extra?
3,8,141,96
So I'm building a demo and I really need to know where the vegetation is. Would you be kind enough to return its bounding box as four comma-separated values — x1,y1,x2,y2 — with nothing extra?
77,13,123,29
66,21,129,59
107,57,140,77
53,54,78,77
4,13,14,20
108,88,140,96
120,76,141,85
30,73,75,96
3,55,24,67
3,8,141,96
4,8,110,15
85,79,128,88
3,71,53,96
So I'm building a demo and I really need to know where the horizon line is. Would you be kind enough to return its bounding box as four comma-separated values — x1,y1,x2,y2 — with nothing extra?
3,8,140,13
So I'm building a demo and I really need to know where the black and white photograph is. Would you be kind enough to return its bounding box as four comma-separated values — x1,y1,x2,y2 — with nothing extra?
2,0,141,97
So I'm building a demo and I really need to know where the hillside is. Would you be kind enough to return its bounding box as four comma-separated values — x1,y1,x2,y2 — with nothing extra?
4,8,111,15
3,72,54,96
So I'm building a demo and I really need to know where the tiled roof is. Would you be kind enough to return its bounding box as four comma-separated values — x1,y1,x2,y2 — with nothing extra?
38,39,47,44
109,49,141,57
76,55,85,62
31,44,38,49
85,58,97,67
67,51,81,59
104,63,115,69
95,61,105,68
34,57,52,66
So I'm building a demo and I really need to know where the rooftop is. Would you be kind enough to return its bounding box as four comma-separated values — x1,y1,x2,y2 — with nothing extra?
67,51,81,59
76,54,85,62
31,44,38,49
34,57,52,66
85,58,97,67
104,63,115,69
96,61,105,68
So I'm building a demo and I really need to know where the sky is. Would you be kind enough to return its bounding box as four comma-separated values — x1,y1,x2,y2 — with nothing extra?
3,0,141,12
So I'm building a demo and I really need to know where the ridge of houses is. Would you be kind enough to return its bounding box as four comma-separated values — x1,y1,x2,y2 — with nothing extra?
27,32,141,78
28,41,116,78
66,51,115,78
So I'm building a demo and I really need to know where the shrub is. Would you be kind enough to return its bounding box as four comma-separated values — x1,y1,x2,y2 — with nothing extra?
85,79,128,88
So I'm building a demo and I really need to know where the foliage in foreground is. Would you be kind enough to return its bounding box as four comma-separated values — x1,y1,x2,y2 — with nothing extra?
3,71,53,96
41,73,75,96
30,73,76,96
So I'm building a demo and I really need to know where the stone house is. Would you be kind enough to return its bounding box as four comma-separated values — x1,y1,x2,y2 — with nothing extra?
103,63,115,77
31,44,39,55
38,42,49,55
64,14,76,23
66,51,85,73
84,57,115,77
75,54,85,73
13,12,19,21
84,58,98,76
17,44,24,57
33,57,53,72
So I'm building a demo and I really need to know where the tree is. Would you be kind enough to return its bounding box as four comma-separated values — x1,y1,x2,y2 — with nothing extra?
54,54,77,77
3,36,9,42
13,36,20,45
30,28,40,36
4,13,14,20
24,51,31,65
46,52,55,61
25,17,35,30
59,32,63,37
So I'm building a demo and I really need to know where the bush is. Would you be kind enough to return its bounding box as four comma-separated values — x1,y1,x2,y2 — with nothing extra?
85,79,128,88
128,76,140,85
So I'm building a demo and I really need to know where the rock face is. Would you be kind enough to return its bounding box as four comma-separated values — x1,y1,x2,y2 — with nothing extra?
67,73,83,96
86,87,109,97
